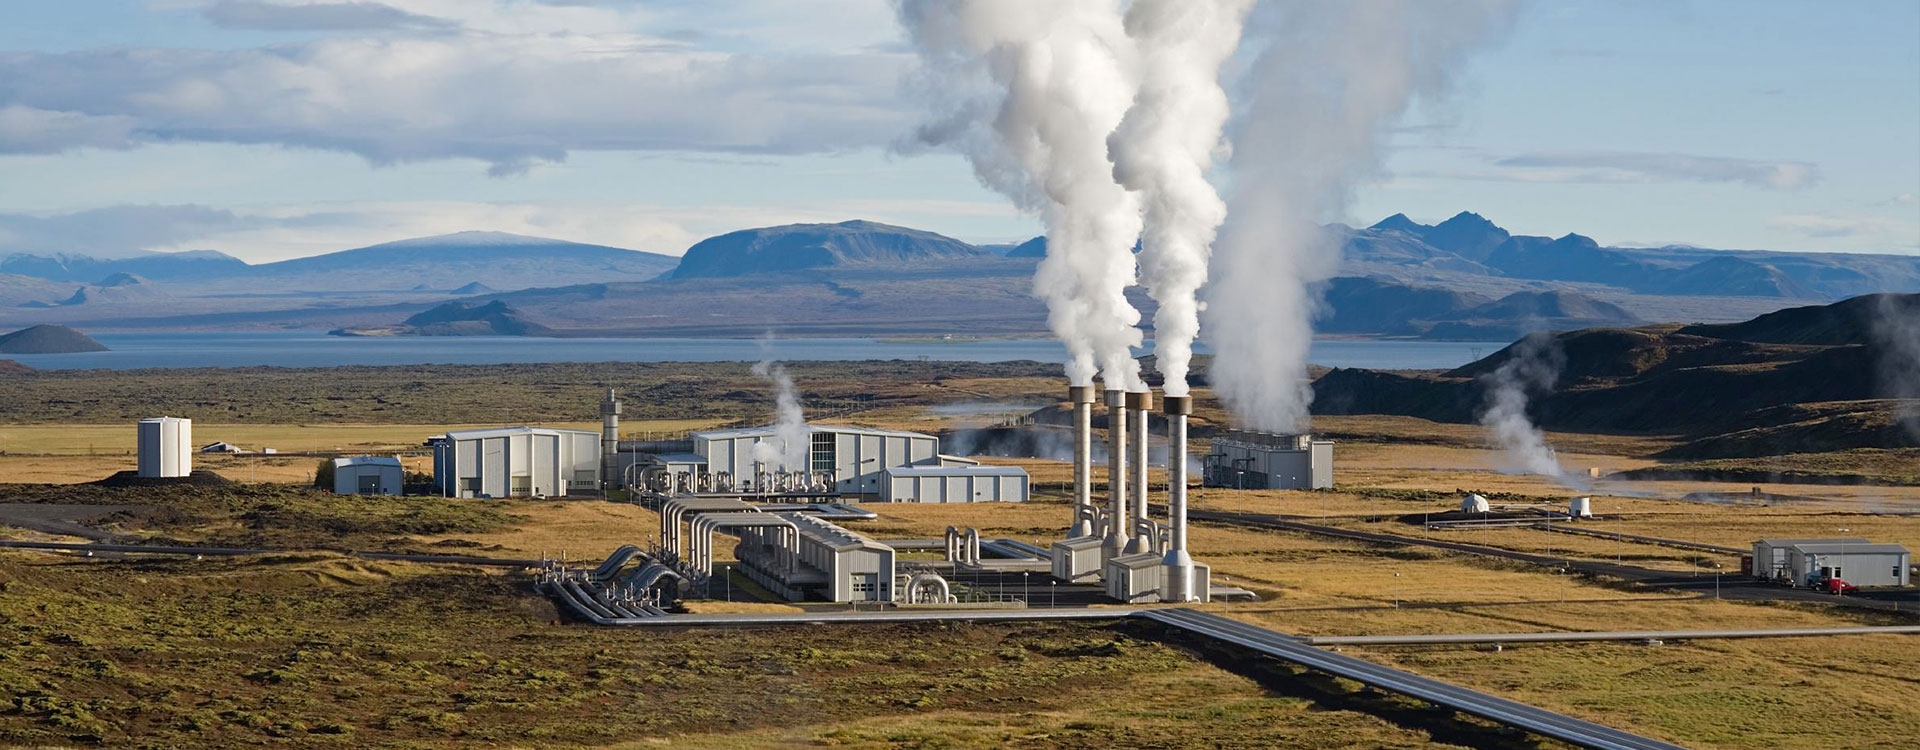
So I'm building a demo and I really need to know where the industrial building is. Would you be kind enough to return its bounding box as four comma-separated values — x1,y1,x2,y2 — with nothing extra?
881,464,1028,503
333,456,403,496
432,426,601,498
621,420,1030,503
737,514,897,602
1203,430,1334,490
137,417,192,478
1753,538,1911,588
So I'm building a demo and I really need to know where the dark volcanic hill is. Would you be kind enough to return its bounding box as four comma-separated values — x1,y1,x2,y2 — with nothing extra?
399,300,551,336
1312,293,1920,458
0,324,109,354
1675,293,1920,345
0,359,29,373
670,220,992,279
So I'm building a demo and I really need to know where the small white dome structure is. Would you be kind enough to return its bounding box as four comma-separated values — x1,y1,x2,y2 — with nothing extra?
1461,493,1490,514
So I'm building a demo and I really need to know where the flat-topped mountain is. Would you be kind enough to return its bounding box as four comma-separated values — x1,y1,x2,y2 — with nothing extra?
247,232,678,292
669,220,991,279
0,324,108,354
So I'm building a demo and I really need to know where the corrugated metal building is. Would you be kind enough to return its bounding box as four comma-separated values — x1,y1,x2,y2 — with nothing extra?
432,427,600,498
693,424,939,497
137,417,193,478
1785,541,1911,588
1203,430,1333,490
334,456,403,496
882,465,1029,503
1751,537,1870,581
737,513,897,602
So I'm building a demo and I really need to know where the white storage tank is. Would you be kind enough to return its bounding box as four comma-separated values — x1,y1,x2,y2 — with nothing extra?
137,417,192,478
1569,496,1593,518
1461,493,1490,514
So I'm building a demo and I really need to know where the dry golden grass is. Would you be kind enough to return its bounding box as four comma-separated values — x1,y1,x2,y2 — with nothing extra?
407,500,662,559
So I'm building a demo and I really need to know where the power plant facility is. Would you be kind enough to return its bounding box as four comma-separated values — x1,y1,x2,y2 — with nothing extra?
432,426,602,498
1203,429,1334,490
136,417,193,479
1751,538,1911,589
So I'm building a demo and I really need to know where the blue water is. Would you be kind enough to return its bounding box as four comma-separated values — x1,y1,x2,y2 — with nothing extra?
3,331,1506,371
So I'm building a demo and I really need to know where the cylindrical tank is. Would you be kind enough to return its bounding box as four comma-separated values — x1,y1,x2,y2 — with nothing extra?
137,417,192,478
1569,496,1593,518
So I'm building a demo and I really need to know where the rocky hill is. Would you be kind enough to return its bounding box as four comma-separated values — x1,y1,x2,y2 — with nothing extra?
0,324,109,354
331,300,552,337
1312,293,1920,458
670,220,991,279
0,249,248,283
0,359,29,373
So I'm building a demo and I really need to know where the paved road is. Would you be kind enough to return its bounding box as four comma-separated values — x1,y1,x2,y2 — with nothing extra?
1141,608,1686,750
1187,508,1920,614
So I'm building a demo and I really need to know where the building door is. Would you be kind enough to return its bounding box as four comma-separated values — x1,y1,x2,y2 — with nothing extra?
357,474,382,495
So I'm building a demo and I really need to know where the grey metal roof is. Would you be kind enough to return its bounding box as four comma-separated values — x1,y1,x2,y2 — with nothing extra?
443,426,599,440
1755,537,1871,546
780,513,890,552
695,423,934,441
334,456,402,468
883,465,1029,478
1787,542,1910,555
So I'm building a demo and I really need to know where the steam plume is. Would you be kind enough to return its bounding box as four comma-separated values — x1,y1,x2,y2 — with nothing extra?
1478,332,1570,480
1205,0,1520,431
1108,0,1253,396
896,0,1147,389
750,341,809,471
1873,293,1920,441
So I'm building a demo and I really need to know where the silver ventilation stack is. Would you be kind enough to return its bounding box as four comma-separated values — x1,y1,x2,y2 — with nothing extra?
599,388,620,491
1069,385,1097,538
1161,395,1197,602
1124,390,1153,554
1103,389,1130,561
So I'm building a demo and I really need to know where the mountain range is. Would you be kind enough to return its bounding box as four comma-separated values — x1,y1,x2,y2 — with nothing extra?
1,214,1914,340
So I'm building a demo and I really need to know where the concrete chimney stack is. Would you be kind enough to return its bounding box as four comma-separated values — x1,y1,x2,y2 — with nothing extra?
1068,385,1097,538
600,388,621,489
1124,390,1153,554
1161,394,1196,602
1104,389,1129,560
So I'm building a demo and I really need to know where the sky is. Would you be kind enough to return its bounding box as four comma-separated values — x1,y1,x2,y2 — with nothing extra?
0,0,1915,263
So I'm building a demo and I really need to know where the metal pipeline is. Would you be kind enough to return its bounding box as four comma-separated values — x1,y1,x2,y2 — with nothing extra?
1069,385,1096,538
1104,389,1129,560
1161,395,1196,602
1125,390,1153,554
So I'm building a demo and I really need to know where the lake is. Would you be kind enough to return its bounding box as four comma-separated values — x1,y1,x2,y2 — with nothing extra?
3,331,1509,371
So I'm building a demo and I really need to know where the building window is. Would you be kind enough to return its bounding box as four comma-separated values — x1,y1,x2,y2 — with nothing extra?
811,432,836,472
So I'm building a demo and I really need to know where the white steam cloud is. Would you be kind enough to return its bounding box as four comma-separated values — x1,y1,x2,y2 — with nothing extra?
750,340,810,471
1478,332,1573,482
1873,293,1920,441
1205,0,1521,431
896,0,1146,390
1108,0,1253,397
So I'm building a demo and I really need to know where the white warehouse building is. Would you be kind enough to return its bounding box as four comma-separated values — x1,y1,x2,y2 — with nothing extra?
334,456,404,496
137,417,193,478
433,427,601,498
883,464,1029,503
690,424,1026,502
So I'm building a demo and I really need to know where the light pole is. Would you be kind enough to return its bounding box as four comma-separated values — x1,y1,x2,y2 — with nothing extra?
1050,580,1056,608
1022,572,1029,604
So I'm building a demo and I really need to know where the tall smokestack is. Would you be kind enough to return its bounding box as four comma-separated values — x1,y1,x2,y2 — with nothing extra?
1104,389,1129,560
1069,385,1097,538
1125,389,1152,553
600,388,620,490
1161,394,1195,601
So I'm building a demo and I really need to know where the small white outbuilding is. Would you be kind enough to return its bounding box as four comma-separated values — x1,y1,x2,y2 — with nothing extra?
334,456,404,496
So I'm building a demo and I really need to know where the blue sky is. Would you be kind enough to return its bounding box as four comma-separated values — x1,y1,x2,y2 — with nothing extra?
0,0,1914,262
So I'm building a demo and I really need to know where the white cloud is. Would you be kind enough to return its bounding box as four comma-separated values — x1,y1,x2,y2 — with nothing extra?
1767,212,1916,241
203,1,456,31
0,14,913,172
1487,151,1821,189
0,106,139,154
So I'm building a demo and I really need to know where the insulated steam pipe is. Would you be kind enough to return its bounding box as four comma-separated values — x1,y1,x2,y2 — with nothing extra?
1069,385,1096,538
1104,389,1129,560
1161,395,1195,602
1125,390,1153,554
